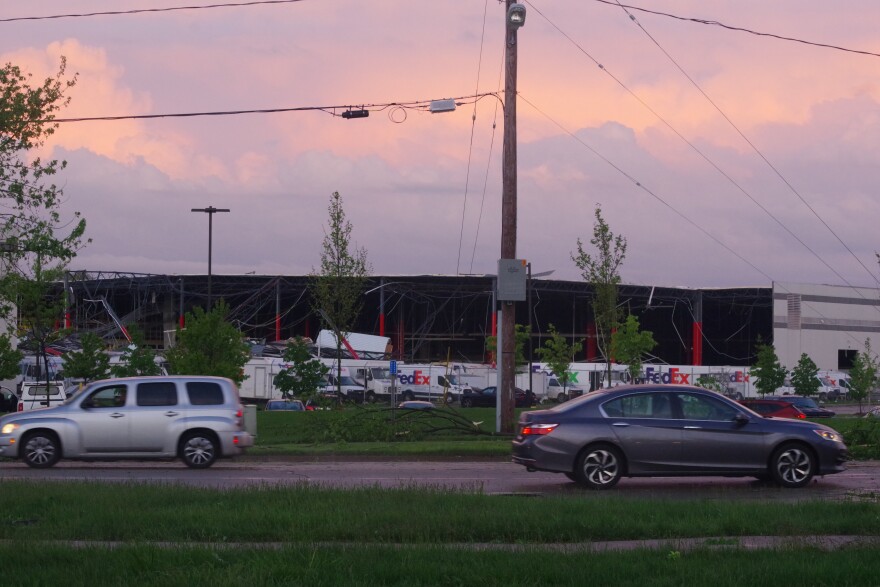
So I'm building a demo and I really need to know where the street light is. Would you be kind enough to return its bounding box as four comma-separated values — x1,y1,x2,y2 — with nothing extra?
190,206,230,310
498,0,526,434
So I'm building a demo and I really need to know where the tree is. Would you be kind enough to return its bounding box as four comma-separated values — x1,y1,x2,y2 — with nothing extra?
165,301,249,384
311,191,370,399
791,353,820,397
274,337,329,401
487,324,531,369
61,332,109,383
111,324,161,378
0,333,23,381
536,324,579,398
611,314,657,384
572,205,627,385
848,339,877,412
0,59,87,390
751,341,787,396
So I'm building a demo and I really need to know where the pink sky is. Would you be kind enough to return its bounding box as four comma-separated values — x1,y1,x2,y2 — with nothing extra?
3,0,880,288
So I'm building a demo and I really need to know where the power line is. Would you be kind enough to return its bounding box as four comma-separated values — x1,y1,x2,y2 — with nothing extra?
456,0,491,276
519,92,878,352
525,0,871,291
590,0,880,59
611,1,879,285
46,93,500,124
0,0,305,23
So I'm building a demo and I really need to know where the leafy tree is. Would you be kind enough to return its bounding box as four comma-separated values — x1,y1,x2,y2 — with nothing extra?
751,342,787,396
487,324,531,370
536,324,579,398
311,191,370,399
696,374,726,393
611,314,657,384
791,353,820,397
61,332,109,383
111,325,161,378
165,301,249,384
572,205,627,385
0,333,23,381
0,59,87,390
274,337,329,401
848,339,877,412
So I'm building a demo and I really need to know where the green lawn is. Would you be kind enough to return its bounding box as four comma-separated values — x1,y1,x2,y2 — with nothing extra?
3,481,880,586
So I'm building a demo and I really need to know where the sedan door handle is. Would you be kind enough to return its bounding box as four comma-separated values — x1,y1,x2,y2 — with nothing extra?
110,413,125,419
683,425,702,429
612,422,630,427
164,411,179,417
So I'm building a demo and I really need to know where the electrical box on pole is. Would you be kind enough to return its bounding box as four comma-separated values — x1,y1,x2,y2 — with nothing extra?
497,259,527,302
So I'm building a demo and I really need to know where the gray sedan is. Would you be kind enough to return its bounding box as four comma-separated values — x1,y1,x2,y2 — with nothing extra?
512,385,849,489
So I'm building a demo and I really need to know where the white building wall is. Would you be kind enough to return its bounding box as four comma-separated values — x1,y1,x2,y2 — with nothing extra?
773,282,880,371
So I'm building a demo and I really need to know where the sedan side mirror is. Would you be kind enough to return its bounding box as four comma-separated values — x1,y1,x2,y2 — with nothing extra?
734,413,750,426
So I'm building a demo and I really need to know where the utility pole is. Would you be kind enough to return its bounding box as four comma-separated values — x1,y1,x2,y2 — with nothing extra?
498,2,526,434
191,206,230,310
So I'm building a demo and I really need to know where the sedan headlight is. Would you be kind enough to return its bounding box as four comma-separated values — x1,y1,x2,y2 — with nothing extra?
813,429,843,443
1,423,20,435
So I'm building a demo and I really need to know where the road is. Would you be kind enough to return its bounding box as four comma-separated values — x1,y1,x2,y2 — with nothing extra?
2,457,879,501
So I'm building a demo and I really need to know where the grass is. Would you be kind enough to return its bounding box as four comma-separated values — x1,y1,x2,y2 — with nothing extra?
3,481,880,543
5,545,880,586
3,481,880,585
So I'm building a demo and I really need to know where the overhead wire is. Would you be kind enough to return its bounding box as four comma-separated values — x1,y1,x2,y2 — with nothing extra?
524,0,863,292
46,93,501,124
469,44,506,274
612,0,880,287
456,0,491,276
0,0,306,23
519,92,880,353
589,0,880,59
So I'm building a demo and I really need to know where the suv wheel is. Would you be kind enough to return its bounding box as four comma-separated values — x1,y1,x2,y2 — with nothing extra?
22,432,61,468
180,432,218,469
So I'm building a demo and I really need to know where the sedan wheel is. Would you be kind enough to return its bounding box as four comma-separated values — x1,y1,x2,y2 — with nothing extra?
461,397,473,408
181,433,217,469
771,443,815,488
23,433,61,468
575,445,623,489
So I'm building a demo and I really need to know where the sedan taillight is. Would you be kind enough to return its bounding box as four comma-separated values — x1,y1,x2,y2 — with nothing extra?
520,423,558,436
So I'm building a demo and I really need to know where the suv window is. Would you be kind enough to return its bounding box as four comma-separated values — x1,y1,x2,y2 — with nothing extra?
84,385,127,408
186,381,224,405
137,382,178,407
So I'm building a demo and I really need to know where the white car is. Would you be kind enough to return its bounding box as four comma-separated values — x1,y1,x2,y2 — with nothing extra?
0,376,254,469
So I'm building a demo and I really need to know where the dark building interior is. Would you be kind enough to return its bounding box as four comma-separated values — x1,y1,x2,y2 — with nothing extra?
54,272,773,367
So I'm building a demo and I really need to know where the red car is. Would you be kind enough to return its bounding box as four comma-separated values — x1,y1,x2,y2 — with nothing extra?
739,398,806,419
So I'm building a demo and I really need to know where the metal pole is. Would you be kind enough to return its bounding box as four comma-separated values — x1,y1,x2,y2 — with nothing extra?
191,206,230,310
528,262,532,397
499,0,521,434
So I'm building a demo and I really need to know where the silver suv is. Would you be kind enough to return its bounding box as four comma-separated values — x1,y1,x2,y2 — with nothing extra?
0,376,254,469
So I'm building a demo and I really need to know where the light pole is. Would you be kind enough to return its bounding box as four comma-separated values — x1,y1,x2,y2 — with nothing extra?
191,206,230,310
498,2,526,433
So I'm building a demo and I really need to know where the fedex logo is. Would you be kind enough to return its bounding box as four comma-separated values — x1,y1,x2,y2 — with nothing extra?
398,370,430,385
729,370,750,383
643,367,690,385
